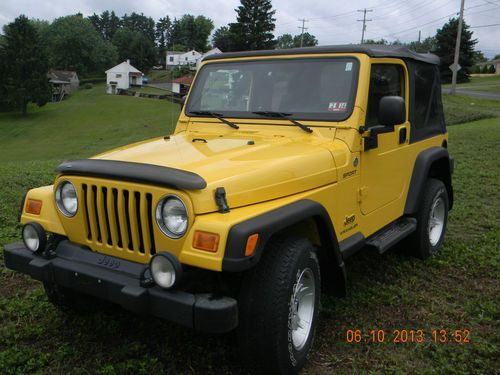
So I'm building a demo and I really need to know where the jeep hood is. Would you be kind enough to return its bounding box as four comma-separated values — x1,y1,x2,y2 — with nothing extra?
94,131,339,214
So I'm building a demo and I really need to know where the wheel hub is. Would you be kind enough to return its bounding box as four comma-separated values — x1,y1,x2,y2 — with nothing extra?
428,195,445,246
289,268,315,351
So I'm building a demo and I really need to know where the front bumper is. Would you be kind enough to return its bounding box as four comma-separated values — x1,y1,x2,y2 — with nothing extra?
3,241,238,333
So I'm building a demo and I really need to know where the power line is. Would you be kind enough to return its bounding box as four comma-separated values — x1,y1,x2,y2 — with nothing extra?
357,9,373,43
298,18,309,47
470,22,500,27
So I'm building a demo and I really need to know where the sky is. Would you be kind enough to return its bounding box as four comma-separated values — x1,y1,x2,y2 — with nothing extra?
0,0,499,58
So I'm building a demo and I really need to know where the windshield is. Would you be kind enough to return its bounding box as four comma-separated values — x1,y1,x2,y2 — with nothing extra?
186,57,359,122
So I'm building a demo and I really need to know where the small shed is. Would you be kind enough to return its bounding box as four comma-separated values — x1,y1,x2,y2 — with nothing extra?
105,60,144,94
47,70,79,101
172,76,193,95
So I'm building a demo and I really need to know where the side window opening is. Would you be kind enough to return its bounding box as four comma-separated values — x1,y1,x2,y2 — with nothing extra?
365,64,405,127
413,64,442,129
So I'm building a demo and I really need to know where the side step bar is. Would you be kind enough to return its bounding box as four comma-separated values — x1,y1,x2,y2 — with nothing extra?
366,218,417,254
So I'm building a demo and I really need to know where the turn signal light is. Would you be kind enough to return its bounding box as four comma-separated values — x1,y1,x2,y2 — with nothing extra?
245,233,259,257
193,231,220,252
25,199,42,215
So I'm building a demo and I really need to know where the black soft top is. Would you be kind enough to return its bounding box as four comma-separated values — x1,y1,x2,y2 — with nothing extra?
203,44,440,65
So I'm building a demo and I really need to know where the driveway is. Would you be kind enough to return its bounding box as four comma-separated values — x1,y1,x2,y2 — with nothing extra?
442,88,500,100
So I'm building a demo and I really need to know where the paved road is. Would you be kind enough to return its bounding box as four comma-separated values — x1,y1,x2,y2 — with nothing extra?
442,88,500,100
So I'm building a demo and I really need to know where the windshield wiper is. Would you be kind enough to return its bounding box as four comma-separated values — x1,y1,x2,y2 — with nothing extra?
252,111,312,133
190,111,239,129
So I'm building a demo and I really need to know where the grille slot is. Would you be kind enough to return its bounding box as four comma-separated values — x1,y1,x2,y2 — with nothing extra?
81,183,155,257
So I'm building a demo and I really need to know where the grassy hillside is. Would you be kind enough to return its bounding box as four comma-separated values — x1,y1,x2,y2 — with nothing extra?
0,84,179,162
0,86,499,374
443,74,500,94
443,94,500,125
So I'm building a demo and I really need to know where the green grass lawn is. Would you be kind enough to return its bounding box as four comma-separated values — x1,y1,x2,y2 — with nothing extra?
443,74,500,94
146,69,174,84
132,86,172,95
0,84,179,162
0,88,499,374
443,93,500,125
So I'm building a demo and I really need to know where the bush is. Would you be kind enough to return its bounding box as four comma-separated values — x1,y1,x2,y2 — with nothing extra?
488,65,496,74
83,83,93,89
481,65,489,74
79,76,106,84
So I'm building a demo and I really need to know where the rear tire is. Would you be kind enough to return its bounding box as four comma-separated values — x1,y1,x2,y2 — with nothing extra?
406,178,449,259
238,236,320,374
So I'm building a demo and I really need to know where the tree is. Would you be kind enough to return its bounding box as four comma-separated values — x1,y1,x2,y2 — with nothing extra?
488,64,496,74
170,15,213,52
88,11,121,41
276,33,318,49
112,28,157,72
276,34,294,49
156,16,172,50
228,0,276,51
472,50,487,64
121,13,156,43
43,15,118,76
404,36,437,53
435,18,477,83
212,26,232,51
364,38,389,45
2,15,51,115
494,54,500,60
293,32,317,47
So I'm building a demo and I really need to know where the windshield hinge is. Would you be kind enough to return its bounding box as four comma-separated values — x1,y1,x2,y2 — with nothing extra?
215,187,230,213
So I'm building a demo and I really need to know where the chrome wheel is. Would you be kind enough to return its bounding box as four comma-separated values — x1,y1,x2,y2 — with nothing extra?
289,268,315,351
428,195,445,246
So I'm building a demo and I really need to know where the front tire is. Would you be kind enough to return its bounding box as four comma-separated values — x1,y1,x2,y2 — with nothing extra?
238,236,320,374
407,178,449,259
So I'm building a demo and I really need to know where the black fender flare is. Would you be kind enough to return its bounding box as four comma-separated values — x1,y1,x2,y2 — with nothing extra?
405,147,454,215
222,199,346,292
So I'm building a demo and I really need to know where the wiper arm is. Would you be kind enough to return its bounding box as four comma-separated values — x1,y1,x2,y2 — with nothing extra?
252,111,312,133
190,111,239,129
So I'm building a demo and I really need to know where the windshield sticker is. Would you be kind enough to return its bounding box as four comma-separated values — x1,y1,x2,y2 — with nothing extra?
345,62,353,71
328,102,347,112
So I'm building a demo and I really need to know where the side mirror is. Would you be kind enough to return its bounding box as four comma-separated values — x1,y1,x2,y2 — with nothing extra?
378,96,405,127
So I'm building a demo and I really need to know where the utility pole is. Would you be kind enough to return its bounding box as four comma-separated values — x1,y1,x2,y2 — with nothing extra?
298,18,309,47
357,9,373,44
450,0,465,95
418,30,421,52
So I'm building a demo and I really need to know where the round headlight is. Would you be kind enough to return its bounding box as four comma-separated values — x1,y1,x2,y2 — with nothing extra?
55,181,78,217
150,253,181,289
22,222,46,253
155,196,188,238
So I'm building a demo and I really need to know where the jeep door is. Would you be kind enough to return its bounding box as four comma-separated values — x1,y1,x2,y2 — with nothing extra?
359,60,412,215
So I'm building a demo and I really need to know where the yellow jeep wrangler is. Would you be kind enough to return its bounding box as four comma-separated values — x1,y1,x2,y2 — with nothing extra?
5,45,454,374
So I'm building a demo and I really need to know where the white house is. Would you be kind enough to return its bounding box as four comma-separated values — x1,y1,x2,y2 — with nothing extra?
196,47,222,69
166,50,202,68
105,60,143,94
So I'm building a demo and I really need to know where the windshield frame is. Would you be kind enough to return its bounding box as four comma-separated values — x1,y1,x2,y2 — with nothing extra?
185,56,360,123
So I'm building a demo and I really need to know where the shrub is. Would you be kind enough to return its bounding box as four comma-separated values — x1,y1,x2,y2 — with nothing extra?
84,83,93,89
488,65,496,74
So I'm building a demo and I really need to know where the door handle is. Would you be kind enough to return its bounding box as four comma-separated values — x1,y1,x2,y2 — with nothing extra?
399,127,407,144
